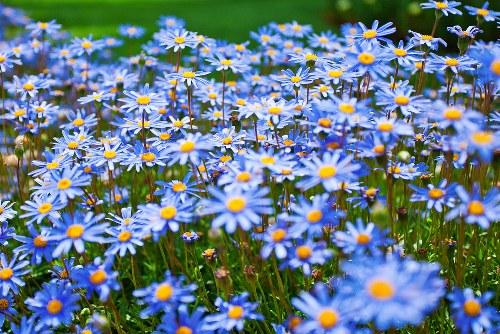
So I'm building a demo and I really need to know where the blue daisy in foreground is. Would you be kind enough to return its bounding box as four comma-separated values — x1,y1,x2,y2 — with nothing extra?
0,253,30,294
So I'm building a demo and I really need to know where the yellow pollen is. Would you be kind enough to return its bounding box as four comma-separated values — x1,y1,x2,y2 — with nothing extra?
73,118,85,126
221,59,233,66
237,172,251,182
394,96,410,105
283,139,294,146
33,235,48,248
445,58,459,66
117,230,132,242
261,156,275,164
160,133,171,140
319,37,328,44
369,279,395,300
435,2,448,9
208,93,217,99
141,152,156,162
444,108,462,120
319,86,329,92
0,298,8,310
160,206,177,220
468,201,484,215
103,150,117,159
67,141,79,149
477,8,489,16
378,123,393,132
339,103,355,114
394,48,407,57
305,53,318,61
46,300,63,314
328,70,343,78
421,35,433,41
0,268,13,280
176,326,193,334
0,56,5,63
268,106,282,114
318,165,336,179
356,234,371,244
226,197,246,213
220,155,232,163
236,99,245,106
81,41,92,49
290,76,301,83
318,118,332,128
272,229,287,242
13,109,26,117
471,131,493,145
228,306,244,319
428,188,444,199
57,178,72,190
180,141,195,152
261,35,271,42
296,245,312,259
222,137,233,145
388,166,401,174
183,71,196,78
156,284,173,301
257,134,266,140
358,53,375,65
38,202,52,214
363,29,377,39
136,96,151,105
463,300,481,316
307,210,323,223
317,309,339,329
174,36,185,44
90,270,107,285
66,224,84,239
45,161,59,170
365,188,377,197
373,145,385,154
23,83,34,91
35,106,44,112
172,183,187,192
124,218,132,225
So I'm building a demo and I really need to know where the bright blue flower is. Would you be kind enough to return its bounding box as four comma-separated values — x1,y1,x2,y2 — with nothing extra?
119,24,145,38
41,166,92,203
421,1,462,16
409,179,457,212
164,132,213,166
0,292,17,327
155,304,208,334
350,20,396,46
202,292,264,332
464,2,499,21
280,239,332,276
25,282,81,331
119,83,165,115
71,256,120,301
0,253,30,294
14,224,55,265
133,271,197,318
255,219,298,260
334,219,392,256
375,86,430,117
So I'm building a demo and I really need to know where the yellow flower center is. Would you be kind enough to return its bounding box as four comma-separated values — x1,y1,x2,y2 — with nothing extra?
477,8,489,16
290,76,301,83
183,71,196,78
0,56,5,63
445,58,459,67
318,165,336,179
67,141,79,149
221,137,233,145
421,35,433,41
176,326,193,334
38,202,52,214
0,298,8,310
318,118,332,128
136,96,151,105
103,150,116,159
471,131,493,145
23,83,34,91
137,121,150,127
57,178,72,190
13,109,26,117
174,36,185,44
356,234,371,245
73,118,85,127
268,106,282,115
363,29,377,39
141,152,156,162
156,283,173,301
358,53,375,65
159,133,171,141
394,96,410,105
394,48,407,57
444,108,462,120
261,156,275,165
221,59,233,66
369,279,395,300
0,268,13,280
339,103,355,114
317,309,339,329
118,231,132,242
468,201,484,215
388,166,401,174
373,145,385,154
428,188,444,199
228,306,244,319
328,70,343,78
82,41,93,49
46,300,63,314
220,155,232,163
283,139,294,146
172,183,187,192
160,206,177,220
257,134,266,141
237,172,251,182
296,245,312,259
305,53,318,61
378,123,393,132
180,141,195,152
66,224,84,239
226,197,246,213
33,235,48,248
307,210,323,223
435,2,448,9
463,300,481,316
365,188,377,197
90,270,107,285
272,229,287,242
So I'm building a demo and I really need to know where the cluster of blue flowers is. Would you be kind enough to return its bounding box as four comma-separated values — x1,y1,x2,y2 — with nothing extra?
0,0,498,333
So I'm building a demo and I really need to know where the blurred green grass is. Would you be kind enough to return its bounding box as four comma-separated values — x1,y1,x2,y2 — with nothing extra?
4,0,333,43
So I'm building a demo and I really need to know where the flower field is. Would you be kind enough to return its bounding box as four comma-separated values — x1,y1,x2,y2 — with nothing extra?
0,1,499,333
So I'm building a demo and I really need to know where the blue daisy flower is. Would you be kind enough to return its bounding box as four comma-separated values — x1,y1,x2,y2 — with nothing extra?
71,256,120,301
